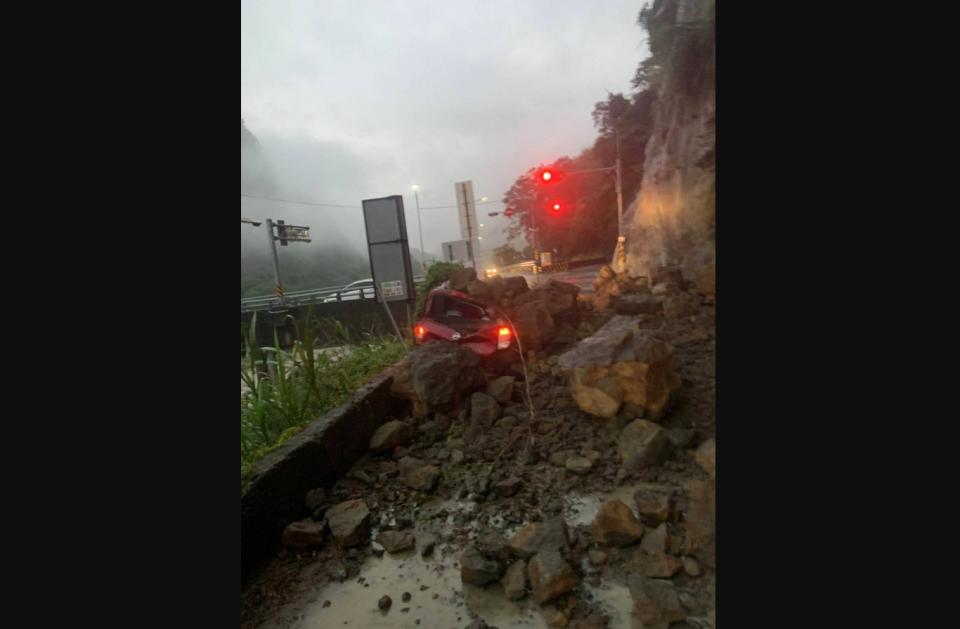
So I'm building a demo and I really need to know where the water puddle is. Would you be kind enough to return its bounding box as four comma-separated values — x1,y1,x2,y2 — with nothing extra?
289,535,546,629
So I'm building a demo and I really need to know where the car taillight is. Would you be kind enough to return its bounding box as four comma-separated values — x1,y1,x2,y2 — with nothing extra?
497,326,511,350
414,325,426,342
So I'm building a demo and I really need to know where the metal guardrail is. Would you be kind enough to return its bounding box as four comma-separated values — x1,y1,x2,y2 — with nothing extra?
241,276,426,313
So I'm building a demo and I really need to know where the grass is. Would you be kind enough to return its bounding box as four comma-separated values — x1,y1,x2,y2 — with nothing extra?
240,309,406,479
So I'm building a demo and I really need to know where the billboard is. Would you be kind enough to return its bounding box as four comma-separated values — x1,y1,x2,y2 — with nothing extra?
361,195,416,304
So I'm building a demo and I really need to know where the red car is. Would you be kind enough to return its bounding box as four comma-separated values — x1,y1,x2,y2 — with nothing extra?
413,288,518,373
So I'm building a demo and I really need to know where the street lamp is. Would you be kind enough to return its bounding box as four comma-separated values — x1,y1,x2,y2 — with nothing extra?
410,184,426,273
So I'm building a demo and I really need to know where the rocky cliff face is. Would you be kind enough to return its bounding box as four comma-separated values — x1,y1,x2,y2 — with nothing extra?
621,0,715,295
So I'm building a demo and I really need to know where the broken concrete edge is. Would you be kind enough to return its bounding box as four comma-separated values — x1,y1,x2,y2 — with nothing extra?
241,362,411,586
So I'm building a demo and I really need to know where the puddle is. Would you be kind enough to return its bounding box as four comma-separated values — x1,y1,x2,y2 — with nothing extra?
289,536,547,629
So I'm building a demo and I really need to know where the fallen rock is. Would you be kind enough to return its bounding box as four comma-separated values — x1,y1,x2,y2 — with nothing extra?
683,479,715,563
378,595,392,611
549,449,577,467
565,456,593,475
477,530,512,563
389,356,426,417
470,392,502,427
375,530,416,554
591,499,643,547
634,485,676,525
618,420,672,471
502,559,528,600
547,279,581,297
693,439,715,478
450,449,465,465
509,518,570,558
281,520,325,547
663,292,700,320
587,550,608,566
304,487,327,513
402,592,412,602
420,534,437,558
448,267,478,291
558,316,679,419
467,279,494,300
460,546,503,585
369,420,414,453
632,550,683,578
541,606,569,628
513,301,555,351
503,275,529,295
613,294,662,316
628,576,686,626
411,342,487,412
683,556,701,577
528,549,578,604
398,457,440,492
487,376,515,404
325,499,370,547
639,523,668,555
494,476,522,497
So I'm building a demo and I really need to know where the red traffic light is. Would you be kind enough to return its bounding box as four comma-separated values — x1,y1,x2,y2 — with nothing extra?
534,166,563,184
550,201,562,212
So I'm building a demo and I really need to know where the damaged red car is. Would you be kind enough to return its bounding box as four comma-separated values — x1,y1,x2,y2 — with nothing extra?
413,287,519,373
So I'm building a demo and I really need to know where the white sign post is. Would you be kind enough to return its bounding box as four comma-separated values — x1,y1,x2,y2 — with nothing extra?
454,180,480,268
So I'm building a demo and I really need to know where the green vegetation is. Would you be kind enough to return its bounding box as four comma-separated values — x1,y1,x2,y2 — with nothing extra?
414,260,464,317
240,309,405,478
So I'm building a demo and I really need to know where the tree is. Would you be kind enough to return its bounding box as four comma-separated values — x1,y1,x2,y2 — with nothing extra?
492,244,526,267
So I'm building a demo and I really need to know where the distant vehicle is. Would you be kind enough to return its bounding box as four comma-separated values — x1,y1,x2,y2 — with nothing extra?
485,267,498,279
413,287,519,374
323,279,375,302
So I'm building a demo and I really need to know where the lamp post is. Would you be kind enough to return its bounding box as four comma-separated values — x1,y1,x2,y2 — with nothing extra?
410,184,426,273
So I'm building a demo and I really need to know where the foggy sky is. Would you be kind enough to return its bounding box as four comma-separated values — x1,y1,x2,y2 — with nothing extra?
241,0,648,263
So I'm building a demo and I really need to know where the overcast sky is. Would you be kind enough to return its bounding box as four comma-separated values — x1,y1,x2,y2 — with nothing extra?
241,0,648,264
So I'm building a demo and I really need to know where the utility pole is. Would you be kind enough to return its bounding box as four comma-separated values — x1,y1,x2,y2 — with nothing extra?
265,218,284,305
263,218,311,307
615,129,626,270
411,184,426,273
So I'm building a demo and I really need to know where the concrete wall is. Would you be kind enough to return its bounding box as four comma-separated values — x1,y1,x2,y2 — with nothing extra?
240,364,410,584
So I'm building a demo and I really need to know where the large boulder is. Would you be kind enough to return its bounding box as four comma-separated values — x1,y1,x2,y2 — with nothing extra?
390,356,426,417
528,549,578,604
683,479,716,566
591,499,643,547
467,279,494,301
369,420,413,453
325,499,370,547
513,301,555,351
618,420,672,470
558,316,679,419
410,342,487,411
448,267,478,291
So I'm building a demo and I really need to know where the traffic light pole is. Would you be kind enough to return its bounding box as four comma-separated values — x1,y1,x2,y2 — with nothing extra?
265,218,285,305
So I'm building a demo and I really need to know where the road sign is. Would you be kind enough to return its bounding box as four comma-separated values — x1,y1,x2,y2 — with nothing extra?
361,195,416,305
442,239,472,265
